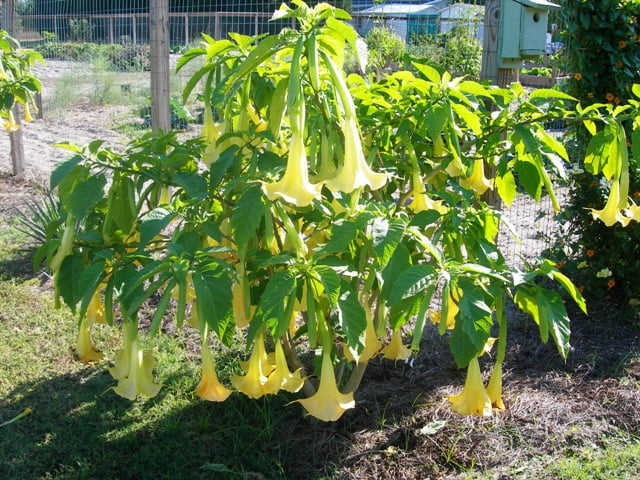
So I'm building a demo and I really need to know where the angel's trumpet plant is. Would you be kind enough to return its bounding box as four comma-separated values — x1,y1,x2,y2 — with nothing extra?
112,325,162,400
231,330,273,399
447,356,492,417
262,100,322,207
459,159,492,196
196,338,233,402
294,348,355,422
263,340,304,394
382,328,412,361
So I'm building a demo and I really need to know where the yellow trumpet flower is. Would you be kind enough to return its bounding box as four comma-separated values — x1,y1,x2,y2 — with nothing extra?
459,159,492,195
447,356,492,416
50,215,75,274
589,179,632,227
24,103,33,123
324,115,388,194
113,339,162,400
3,110,20,132
381,328,412,361
262,129,322,207
231,331,273,399
344,309,381,364
408,171,446,214
625,200,640,222
196,340,233,402
486,361,505,410
294,349,355,422
201,104,224,166
263,341,304,394
447,357,491,417
87,290,107,325
75,316,103,364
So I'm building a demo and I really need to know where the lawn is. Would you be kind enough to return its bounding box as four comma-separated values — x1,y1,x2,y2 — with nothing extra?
1,174,639,479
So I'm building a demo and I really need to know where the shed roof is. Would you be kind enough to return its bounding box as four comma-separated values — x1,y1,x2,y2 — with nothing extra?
360,3,438,16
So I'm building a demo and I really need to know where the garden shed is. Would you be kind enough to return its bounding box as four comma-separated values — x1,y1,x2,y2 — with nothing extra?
355,2,443,42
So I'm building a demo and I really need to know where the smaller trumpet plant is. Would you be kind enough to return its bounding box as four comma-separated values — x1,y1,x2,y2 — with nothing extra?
40,1,640,421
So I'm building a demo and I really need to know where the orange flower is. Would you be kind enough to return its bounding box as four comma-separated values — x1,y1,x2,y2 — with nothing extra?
587,92,594,98
586,249,595,257
606,93,615,101
579,285,585,293
615,97,621,105
574,73,583,80
633,192,640,198
607,279,616,289
619,40,627,48
556,261,564,269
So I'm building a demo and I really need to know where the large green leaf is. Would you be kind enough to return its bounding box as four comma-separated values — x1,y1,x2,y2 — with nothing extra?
193,263,233,344
387,265,436,305
370,217,405,267
336,285,366,352
140,208,175,246
448,279,493,367
514,159,542,201
67,174,107,220
380,243,411,300
50,154,81,190
514,286,570,359
57,253,86,312
314,264,341,308
253,269,296,339
107,175,136,234
232,185,265,251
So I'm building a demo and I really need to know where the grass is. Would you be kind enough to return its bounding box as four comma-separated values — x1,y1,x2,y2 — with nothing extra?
1,178,639,479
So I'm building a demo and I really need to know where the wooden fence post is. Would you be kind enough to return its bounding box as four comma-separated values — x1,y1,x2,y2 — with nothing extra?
150,0,171,133
3,0,26,178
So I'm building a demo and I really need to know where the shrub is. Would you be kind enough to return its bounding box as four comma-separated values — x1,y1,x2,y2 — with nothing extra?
365,25,406,73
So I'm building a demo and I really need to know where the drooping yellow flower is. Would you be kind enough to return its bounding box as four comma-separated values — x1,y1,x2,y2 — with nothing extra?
262,128,322,207
447,356,492,417
324,115,388,194
196,339,233,402
113,339,162,400
263,341,304,394
486,361,505,410
408,171,446,214
459,159,492,195
24,103,33,123
86,290,106,325
589,179,632,227
50,215,75,274
294,349,355,422
201,103,224,166
3,110,20,132
75,316,103,364
231,331,273,399
381,328,412,361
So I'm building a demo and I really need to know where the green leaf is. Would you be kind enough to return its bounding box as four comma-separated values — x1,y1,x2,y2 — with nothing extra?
422,104,448,139
449,279,493,367
254,269,296,339
514,159,542,201
495,170,517,207
451,102,482,136
67,174,107,220
336,285,366,352
50,154,81,190
193,263,233,343
380,243,411,300
232,185,265,251
387,265,436,305
584,127,614,177
149,279,176,337
174,172,208,200
78,260,107,319
314,265,341,308
550,269,587,314
514,286,570,359
370,217,405,267
529,89,576,102
140,207,175,246
57,253,85,311
107,175,136,234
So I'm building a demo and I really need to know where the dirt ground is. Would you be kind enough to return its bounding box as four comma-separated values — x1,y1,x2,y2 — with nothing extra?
1,60,639,479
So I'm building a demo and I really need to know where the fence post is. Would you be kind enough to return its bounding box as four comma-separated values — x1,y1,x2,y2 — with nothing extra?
3,0,25,178
150,0,171,133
